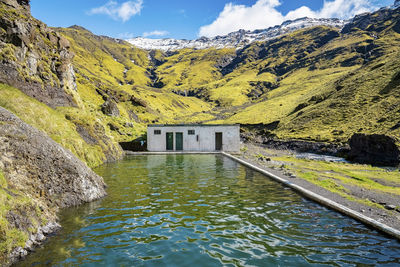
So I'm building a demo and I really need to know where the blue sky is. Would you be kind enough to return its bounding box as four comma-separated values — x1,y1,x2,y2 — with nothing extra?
31,0,393,40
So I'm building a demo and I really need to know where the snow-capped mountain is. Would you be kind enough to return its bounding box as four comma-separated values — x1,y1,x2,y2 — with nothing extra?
127,17,346,51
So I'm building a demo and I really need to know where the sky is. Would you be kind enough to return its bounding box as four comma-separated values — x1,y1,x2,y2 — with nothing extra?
30,0,393,40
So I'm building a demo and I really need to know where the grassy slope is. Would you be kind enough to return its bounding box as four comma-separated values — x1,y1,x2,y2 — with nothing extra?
155,48,235,92
58,27,215,134
57,12,400,146
0,169,31,263
0,84,109,167
1,9,398,166
227,28,400,143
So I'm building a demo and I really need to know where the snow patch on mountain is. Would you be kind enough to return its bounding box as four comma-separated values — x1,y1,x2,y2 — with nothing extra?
127,17,346,51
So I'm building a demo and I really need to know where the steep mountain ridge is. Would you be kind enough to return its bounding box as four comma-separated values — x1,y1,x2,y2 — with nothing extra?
0,0,78,107
56,4,400,146
128,17,346,51
0,0,124,168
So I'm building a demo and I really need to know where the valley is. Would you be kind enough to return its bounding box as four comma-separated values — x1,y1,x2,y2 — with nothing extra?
0,0,400,265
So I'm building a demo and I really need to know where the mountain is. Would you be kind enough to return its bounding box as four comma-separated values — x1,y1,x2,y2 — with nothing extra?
55,4,400,148
127,17,346,51
1,0,399,155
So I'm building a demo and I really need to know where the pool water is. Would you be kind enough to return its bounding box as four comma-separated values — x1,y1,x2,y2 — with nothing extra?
17,155,400,266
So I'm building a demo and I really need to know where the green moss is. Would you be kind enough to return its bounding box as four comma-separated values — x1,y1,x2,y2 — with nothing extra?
0,170,6,188
0,43,17,62
0,3,28,21
54,26,224,140
0,83,114,168
0,169,30,263
272,156,400,207
220,25,400,142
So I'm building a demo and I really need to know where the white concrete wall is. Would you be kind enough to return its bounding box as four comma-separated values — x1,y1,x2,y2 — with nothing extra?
147,125,240,152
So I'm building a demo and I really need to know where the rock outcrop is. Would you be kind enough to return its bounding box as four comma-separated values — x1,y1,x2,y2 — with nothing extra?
0,0,77,108
348,134,400,166
0,107,107,265
101,99,120,117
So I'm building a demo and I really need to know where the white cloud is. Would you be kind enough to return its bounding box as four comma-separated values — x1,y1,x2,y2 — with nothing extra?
117,32,136,39
89,0,143,22
143,30,169,37
199,0,375,37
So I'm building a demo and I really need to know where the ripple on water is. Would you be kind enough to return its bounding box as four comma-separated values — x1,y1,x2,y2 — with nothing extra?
16,154,400,267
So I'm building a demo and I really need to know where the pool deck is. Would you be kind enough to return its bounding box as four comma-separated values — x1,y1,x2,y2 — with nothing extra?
222,152,400,241
123,150,400,241
125,151,223,155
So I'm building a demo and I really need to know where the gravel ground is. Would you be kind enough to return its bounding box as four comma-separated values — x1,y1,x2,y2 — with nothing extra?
236,143,400,234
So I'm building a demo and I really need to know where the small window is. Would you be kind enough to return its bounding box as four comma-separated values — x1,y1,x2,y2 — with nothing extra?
188,130,195,135
154,129,161,135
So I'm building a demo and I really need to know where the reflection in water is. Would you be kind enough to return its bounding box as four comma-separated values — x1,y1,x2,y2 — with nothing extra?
17,155,400,267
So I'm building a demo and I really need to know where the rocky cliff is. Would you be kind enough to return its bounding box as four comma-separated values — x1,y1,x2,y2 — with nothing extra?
0,0,77,107
0,1,123,264
0,106,107,265
0,0,124,167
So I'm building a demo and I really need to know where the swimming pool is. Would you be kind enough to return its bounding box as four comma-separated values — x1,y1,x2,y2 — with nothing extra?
17,154,400,266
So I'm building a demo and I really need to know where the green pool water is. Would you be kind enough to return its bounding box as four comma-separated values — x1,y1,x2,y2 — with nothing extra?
17,154,400,266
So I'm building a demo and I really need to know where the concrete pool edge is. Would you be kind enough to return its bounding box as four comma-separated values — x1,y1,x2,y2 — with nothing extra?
125,151,223,155
221,152,400,241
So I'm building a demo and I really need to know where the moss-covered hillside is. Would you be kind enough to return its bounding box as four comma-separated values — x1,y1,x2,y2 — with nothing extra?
1,0,400,170
0,0,123,168
56,6,400,146
222,9,400,144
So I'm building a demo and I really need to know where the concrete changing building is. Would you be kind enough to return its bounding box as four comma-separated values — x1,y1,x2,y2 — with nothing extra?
147,124,240,152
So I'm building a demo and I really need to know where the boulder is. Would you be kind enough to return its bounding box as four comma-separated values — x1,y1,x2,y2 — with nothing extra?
101,100,120,117
124,122,134,128
348,133,400,166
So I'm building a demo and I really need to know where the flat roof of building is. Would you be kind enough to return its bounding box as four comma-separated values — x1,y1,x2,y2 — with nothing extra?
148,124,240,127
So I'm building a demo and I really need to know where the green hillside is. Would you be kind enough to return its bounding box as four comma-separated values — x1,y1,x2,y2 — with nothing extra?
1,1,399,168
57,7,400,146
